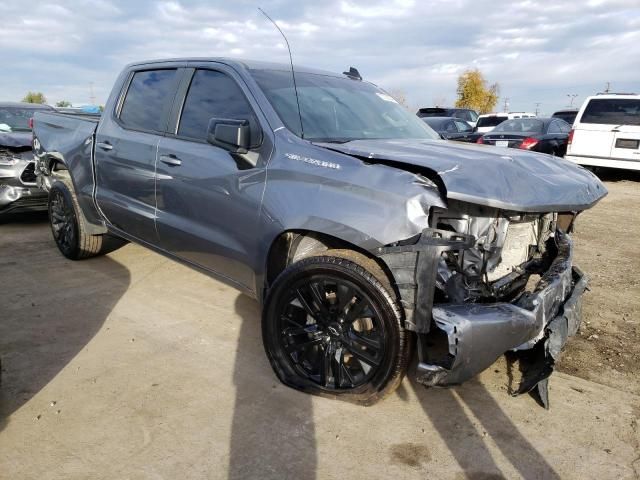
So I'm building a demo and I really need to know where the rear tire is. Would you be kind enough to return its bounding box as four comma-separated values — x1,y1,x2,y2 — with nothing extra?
262,249,409,405
48,181,126,260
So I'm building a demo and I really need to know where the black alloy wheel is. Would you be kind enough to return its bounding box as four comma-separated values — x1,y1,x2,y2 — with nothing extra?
49,187,78,257
277,275,386,390
263,251,409,404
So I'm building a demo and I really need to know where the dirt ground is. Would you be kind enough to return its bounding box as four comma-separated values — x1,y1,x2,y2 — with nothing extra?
561,169,640,395
0,169,639,479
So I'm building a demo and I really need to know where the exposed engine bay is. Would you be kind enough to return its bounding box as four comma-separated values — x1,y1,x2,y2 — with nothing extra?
375,199,581,408
432,200,559,304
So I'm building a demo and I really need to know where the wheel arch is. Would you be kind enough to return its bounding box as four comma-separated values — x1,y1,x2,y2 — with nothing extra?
262,229,397,303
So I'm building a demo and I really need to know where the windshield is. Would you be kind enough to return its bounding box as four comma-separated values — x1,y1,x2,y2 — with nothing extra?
477,116,507,128
0,107,47,132
580,99,640,126
492,118,544,133
250,70,439,142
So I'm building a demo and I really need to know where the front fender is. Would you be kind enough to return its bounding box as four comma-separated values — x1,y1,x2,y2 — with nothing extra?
261,137,446,249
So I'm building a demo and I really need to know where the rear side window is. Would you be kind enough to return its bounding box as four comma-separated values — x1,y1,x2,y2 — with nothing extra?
178,69,257,142
477,116,507,128
580,98,640,126
119,69,178,132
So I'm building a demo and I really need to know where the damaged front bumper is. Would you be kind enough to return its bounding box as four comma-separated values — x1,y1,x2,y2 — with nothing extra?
376,228,586,407
0,158,48,215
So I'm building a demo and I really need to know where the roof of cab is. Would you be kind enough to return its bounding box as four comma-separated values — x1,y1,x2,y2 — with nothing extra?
123,57,344,78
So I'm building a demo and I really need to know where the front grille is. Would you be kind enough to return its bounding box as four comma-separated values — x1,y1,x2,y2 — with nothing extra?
20,162,37,184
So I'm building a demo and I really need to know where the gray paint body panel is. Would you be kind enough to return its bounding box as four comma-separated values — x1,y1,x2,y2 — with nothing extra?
32,58,607,297
318,138,607,212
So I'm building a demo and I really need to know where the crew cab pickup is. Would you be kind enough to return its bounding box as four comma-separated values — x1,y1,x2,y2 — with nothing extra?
33,58,606,406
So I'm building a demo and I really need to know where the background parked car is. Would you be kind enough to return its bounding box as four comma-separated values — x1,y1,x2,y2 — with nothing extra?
475,112,536,133
421,116,482,143
566,94,640,171
552,109,579,126
0,102,53,217
416,107,479,127
477,117,571,155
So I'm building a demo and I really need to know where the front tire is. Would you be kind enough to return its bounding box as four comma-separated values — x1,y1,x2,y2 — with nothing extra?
48,181,125,260
262,250,409,405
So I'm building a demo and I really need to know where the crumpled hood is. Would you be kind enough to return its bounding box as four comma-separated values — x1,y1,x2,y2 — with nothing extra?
0,131,32,149
317,139,607,212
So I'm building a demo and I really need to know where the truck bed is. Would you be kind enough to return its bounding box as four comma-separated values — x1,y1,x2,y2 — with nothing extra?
33,110,103,226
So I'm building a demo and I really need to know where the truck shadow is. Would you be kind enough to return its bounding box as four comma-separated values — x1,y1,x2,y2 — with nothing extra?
230,295,559,479
403,374,561,479
0,234,130,433
229,294,317,480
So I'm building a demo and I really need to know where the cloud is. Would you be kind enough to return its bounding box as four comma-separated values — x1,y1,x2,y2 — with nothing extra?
0,0,638,114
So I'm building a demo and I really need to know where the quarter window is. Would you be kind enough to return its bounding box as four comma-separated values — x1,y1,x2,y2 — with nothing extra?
178,69,257,143
454,120,471,132
548,121,562,134
445,121,457,132
119,69,178,132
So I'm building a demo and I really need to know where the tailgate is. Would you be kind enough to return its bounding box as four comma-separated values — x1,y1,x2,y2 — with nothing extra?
610,125,640,162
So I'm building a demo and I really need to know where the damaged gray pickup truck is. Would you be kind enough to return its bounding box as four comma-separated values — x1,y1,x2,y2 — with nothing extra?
33,59,606,406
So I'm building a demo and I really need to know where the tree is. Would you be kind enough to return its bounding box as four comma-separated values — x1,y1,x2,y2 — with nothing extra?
22,92,47,104
55,100,72,108
455,69,499,114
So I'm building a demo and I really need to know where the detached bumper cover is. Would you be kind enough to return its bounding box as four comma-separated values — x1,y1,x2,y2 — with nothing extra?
415,230,586,407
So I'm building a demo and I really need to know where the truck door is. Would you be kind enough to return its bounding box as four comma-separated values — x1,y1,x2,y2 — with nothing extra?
94,67,181,243
155,66,270,293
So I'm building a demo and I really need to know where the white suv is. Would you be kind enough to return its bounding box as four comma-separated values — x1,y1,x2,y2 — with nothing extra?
475,112,536,133
566,94,640,171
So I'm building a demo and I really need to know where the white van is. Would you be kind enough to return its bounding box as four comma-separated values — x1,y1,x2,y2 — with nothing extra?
566,94,640,171
475,112,536,133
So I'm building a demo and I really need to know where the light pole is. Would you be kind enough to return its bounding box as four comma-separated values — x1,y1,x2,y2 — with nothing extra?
567,94,578,108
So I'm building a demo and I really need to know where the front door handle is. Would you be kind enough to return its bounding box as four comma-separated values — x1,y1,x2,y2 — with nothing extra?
96,142,113,151
159,154,182,166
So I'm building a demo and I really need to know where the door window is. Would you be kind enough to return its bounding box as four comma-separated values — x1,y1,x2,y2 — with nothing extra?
178,69,259,144
119,69,178,133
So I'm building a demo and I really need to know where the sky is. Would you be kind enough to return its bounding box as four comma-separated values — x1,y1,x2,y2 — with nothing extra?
1,0,639,115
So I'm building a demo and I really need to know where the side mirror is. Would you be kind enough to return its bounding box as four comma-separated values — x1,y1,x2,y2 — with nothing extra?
207,118,250,154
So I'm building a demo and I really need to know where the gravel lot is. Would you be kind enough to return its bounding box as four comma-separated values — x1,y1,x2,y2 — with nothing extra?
0,170,638,479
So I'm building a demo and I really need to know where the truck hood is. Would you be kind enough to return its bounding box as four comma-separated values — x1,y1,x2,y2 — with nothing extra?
0,131,32,149
317,139,607,212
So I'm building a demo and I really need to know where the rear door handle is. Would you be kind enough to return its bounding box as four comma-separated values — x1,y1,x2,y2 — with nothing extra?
159,154,182,166
96,141,113,151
